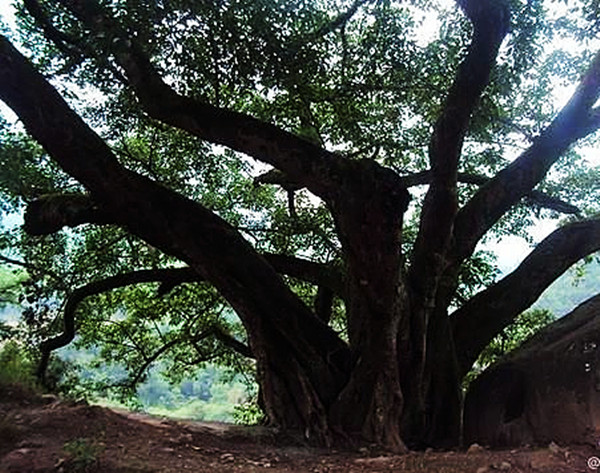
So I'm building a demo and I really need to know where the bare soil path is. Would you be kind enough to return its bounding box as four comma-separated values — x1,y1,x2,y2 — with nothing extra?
1,386,598,472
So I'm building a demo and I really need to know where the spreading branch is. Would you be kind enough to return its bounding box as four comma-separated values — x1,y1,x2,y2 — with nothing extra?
35,249,343,380
452,50,600,266
53,0,356,201
0,33,351,394
451,218,600,377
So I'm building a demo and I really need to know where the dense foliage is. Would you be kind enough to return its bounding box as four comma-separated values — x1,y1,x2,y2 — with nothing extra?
2,0,600,450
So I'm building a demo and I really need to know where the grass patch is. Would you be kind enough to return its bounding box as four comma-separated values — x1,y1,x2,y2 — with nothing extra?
62,438,104,472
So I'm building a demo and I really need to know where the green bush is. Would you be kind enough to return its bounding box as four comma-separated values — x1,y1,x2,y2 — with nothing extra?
0,340,37,391
233,398,265,425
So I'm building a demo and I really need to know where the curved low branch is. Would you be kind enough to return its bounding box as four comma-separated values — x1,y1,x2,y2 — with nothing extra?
36,268,195,380
399,171,580,215
35,250,343,380
451,218,600,377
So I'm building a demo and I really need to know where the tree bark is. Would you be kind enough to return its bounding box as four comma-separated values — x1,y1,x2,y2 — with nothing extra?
326,160,409,451
403,0,510,447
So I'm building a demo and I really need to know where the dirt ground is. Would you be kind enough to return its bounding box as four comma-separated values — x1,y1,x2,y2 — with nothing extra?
1,385,599,473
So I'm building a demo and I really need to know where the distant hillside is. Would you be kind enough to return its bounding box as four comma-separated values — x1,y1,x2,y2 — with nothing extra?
533,260,600,317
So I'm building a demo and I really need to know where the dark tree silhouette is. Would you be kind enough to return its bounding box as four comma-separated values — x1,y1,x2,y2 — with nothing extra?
1,0,600,450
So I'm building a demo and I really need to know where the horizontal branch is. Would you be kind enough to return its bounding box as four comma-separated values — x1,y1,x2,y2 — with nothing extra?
399,170,580,214
451,218,600,377
23,192,346,294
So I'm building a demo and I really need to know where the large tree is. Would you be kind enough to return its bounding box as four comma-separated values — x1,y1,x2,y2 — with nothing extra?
1,0,600,451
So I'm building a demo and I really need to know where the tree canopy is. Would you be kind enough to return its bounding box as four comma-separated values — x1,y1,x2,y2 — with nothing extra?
2,0,600,451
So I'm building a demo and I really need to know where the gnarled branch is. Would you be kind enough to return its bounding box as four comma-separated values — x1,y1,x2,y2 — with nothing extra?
0,35,352,402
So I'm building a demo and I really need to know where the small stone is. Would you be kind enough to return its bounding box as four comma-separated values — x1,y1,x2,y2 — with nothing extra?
467,443,485,454
220,453,235,463
476,467,491,473
496,461,511,470
548,441,561,454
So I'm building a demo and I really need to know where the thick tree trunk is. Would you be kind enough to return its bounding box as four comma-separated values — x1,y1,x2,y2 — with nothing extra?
325,161,410,451
399,305,462,449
